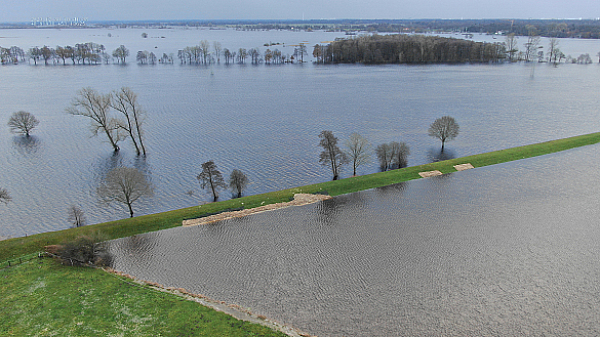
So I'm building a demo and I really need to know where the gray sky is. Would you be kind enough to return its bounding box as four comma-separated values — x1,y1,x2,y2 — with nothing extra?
2,0,598,23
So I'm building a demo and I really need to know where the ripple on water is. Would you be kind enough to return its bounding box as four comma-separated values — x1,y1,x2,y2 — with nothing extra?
109,145,600,336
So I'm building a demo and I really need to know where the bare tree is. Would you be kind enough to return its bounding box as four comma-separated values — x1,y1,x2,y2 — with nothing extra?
200,40,211,64
375,141,409,171
504,33,519,62
0,188,11,205
319,130,348,180
213,41,222,63
112,45,129,64
229,169,249,198
344,132,371,176
238,48,247,63
197,160,226,202
67,205,86,227
97,167,153,218
524,35,541,62
548,38,559,64
67,87,124,152
428,116,460,151
390,141,410,169
375,143,394,171
111,87,147,155
7,111,39,137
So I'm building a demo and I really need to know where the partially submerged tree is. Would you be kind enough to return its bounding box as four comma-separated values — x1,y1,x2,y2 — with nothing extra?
375,143,394,171
97,167,154,218
344,132,371,176
111,87,147,155
505,33,519,62
390,141,410,169
229,169,248,198
428,116,460,151
197,160,226,202
376,141,409,171
67,205,86,227
0,188,11,205
67,87,124,152
229,169,249,198
524,35,541,62
112,45,129,64
7,111,39,137
319,130,348,180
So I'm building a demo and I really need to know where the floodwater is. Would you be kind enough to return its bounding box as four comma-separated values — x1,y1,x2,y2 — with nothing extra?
108,143,600,336
1,27,599,238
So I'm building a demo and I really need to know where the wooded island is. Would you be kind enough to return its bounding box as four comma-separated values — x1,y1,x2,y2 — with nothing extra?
313,34,506,64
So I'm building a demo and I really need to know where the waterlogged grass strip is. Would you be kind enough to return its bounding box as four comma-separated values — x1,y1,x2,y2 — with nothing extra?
1,132,599,261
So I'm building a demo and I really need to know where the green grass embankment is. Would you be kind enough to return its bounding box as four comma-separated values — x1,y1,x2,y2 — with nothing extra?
2,132,599,262
0,258,287,337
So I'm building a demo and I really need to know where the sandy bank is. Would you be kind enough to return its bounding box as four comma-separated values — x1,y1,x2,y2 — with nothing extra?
182,193,332,227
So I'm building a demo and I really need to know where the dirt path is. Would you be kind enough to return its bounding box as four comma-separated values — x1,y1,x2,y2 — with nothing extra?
182,193,332,227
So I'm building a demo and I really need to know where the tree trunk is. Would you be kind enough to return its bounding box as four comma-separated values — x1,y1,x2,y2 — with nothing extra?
128,203,134,217
132,109,146,156
210,179,218,202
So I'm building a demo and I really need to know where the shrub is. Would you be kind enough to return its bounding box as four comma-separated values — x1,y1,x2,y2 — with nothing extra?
56,235,113,267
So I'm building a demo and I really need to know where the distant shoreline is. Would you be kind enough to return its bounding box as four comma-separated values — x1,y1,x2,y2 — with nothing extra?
2,19,600,39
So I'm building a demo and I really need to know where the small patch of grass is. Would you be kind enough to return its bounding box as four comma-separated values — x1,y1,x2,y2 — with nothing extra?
0,258,287,336
1,132,599,262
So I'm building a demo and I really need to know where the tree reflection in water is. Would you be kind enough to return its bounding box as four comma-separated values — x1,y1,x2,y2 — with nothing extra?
12,135,41,155
426,147,456,163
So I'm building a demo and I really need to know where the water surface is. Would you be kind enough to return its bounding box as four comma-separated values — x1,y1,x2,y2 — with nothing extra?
109,144,600,336
1,28,599,237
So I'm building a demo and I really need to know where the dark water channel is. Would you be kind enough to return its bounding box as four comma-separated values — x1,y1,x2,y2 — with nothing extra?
109,144,600,336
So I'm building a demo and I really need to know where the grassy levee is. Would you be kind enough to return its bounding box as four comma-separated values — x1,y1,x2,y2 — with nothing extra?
2,132,599,262
0,258,287,336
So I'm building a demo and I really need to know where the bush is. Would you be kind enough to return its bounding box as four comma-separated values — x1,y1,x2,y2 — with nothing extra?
56,235,113,267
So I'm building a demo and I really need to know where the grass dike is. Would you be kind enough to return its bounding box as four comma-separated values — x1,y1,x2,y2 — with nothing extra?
0,257,298,336
1,131,599,262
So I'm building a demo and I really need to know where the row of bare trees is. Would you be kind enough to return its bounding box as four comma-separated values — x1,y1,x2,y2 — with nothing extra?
1,43,130,65
505,34,597,65
318,131,411,180
319,116,460,180
178,42,301,65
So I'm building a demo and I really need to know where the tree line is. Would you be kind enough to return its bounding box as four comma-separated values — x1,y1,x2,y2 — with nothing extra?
504,33,597,65
0,40,307,66
3,34,600,67
318,116,459,180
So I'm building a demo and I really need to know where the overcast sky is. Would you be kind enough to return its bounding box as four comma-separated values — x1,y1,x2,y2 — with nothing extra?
2,0,598,23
